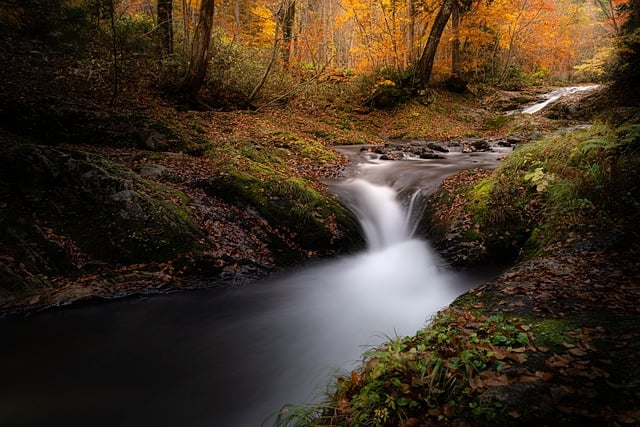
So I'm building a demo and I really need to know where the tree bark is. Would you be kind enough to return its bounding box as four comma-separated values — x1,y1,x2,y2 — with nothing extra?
157,0,173,55
279,0,296,68
451,1,462,76
179,0,215,106
406,0,415,66
415,0,456,87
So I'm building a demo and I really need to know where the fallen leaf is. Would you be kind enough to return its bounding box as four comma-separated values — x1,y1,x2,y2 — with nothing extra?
568,347,588,357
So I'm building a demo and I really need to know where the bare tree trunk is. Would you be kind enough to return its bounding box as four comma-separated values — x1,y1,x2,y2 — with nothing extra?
247,1,290,107
406,0,415,67
279,0,296,68
415,0,456,87
158,0,173,54
451,1,462,76
181,0,190,54
107,0,119,106
179,0,214,106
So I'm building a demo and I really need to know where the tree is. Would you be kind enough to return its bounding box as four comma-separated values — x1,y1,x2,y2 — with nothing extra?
414,0,456,86
179,0,215,106
613,0,640,87
279,0,296,67
451,0,463,76
158,0,173,55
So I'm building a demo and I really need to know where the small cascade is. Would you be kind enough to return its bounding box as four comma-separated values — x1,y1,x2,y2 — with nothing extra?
333,179,421,251
522,85,600,114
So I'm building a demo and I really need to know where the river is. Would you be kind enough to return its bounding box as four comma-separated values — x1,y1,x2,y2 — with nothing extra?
0,144,510,427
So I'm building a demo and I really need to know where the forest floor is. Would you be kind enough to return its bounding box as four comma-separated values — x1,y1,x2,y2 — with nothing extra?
1,32,639,425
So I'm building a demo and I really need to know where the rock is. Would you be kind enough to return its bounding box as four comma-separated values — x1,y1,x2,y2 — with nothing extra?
445,76,468,94
380,152,403,160
427,142,450,153
138,164,167,178
507,135,524,144
110,189,146,219
0,143,201,268
471,139,492,151
420,151,444,160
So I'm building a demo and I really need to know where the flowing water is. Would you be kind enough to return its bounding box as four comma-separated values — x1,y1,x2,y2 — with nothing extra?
521,85,600,114
0,147,509,427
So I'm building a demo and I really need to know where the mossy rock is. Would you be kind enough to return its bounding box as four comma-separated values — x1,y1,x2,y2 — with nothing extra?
201,172,363,263
0,143,202,272
421,169,530,268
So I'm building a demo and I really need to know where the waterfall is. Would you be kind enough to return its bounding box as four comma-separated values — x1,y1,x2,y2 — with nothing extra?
341,179,411,250
333,179,422,251
522,85,600,114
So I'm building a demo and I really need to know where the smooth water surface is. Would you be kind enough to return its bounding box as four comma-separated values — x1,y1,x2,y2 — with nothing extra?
0,150,505,427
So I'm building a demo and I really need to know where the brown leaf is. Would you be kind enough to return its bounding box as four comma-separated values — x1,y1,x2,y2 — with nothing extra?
568,347,588,357
508,410,522,419
468,375,484,390
535,370,555,382
480,371,510,386
546,353,573,368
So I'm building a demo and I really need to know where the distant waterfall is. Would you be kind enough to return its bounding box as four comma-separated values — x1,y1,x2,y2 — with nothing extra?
522,85,600,114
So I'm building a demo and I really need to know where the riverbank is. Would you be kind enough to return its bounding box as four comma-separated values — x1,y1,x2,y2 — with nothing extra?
307,219,640,426
0,31,584,317
298,89,640,425
0,84,580,316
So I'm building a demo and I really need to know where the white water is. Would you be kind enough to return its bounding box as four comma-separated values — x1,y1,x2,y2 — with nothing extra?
0,158,499,427
337,179,413,250
522,85,600,114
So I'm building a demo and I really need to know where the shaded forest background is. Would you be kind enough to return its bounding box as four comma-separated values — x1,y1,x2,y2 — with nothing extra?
2,0,639,110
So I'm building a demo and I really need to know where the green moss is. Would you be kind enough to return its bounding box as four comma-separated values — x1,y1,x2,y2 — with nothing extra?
467,178,493,220
272,131,342,162
219,171,359,254
528,318,578,349
484,114,513,131
203,132,362,260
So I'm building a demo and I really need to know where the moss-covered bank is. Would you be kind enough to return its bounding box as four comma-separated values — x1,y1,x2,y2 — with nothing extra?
0,110,364,314
422,124,640,268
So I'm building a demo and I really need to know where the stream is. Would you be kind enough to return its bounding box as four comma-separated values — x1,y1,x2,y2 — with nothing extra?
521,85,600,114
0,145,510,427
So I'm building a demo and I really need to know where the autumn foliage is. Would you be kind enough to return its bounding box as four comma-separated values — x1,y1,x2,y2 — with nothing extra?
5,0,629,100
199,0,622,81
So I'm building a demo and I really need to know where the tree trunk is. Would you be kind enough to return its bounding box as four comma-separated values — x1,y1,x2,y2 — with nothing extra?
157,0,173,55
406,0,415,67
179,0,214,106
415,0,456,87
280,0,296,68
451,1,462,76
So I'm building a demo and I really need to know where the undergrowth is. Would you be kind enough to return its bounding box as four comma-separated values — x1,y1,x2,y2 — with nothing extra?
465,123,640,256
274,308,534,426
